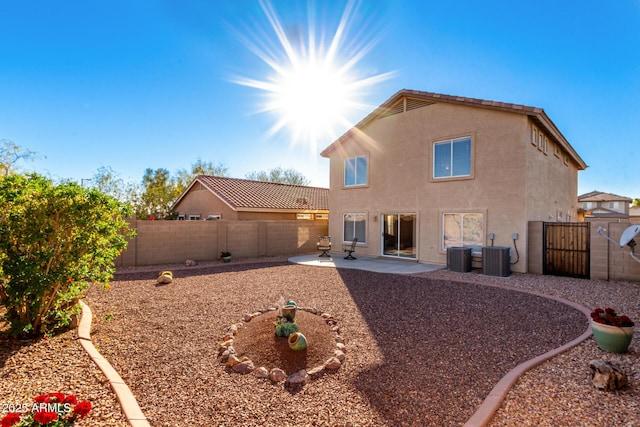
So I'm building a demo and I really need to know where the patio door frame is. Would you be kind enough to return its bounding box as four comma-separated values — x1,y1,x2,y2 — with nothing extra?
380,212,417,259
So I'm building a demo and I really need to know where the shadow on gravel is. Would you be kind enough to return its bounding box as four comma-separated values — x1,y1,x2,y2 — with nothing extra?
0,336,32,370
337,268,587,426
113,260,291,281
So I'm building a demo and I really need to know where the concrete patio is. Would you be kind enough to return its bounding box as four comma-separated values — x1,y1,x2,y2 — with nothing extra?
288,253,445,274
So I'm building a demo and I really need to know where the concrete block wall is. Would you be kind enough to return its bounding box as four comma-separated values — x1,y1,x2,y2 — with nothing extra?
595,221,640,282
528,220,640,282
116,219,328,267
527,221,543,274
589,221,610,281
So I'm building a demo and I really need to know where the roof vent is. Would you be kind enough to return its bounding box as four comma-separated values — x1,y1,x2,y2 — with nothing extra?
380,100,404,118
405,98,434,111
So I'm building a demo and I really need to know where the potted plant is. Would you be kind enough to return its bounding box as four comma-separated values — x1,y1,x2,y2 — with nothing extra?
220,251,232,263
590,307,635,353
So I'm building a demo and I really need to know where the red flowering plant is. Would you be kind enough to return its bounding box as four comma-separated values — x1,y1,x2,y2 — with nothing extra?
1,392,91,427
591,307,635,327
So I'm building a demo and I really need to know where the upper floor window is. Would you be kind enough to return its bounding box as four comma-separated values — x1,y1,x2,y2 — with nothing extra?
609,201,624,212
344,155,368,186
433,137,471,178
582,202,596,210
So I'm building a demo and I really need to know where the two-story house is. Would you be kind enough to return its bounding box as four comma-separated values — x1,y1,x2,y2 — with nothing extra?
320,89,587,273
578,190,632,221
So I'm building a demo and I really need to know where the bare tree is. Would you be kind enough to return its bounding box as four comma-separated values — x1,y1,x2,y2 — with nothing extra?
0,139,41,176
245,166,310,185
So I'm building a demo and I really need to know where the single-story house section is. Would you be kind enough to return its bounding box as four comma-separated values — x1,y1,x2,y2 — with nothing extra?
320,89,587,273
172,175,329,221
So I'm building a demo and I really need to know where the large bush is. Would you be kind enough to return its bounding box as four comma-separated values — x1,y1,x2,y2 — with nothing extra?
0,174,134,336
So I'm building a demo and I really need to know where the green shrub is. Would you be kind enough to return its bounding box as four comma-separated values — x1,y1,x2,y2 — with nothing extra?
0,174,134,336
274,321,299,337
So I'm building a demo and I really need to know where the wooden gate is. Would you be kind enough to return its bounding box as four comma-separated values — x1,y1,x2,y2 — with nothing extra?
543,222,590,279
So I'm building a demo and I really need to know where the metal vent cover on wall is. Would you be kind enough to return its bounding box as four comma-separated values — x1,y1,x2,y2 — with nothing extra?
447,247,472,272
482,246,511,277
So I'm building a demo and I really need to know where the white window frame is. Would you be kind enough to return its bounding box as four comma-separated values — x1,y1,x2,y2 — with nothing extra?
433,136,472,179
441,212,484,251
188,214,201,221
343,213,367,244
296,213,313,220
344,154,368,187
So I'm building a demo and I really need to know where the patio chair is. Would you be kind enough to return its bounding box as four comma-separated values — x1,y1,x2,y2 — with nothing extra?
317,236,332,257
343,238,358,260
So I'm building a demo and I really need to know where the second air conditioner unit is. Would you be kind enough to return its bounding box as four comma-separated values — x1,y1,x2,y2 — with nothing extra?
482,246,511,277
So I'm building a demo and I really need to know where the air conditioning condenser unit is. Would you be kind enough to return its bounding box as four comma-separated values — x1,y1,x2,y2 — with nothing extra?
447,247,472,272
482,246,511,277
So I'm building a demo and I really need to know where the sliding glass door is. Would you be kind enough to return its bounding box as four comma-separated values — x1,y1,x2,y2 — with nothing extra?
382,213,416,258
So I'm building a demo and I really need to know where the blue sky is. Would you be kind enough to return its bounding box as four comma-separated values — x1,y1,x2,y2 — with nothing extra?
1,1,639,198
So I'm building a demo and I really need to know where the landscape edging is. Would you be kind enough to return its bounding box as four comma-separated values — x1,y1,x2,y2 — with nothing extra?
77,300,151,427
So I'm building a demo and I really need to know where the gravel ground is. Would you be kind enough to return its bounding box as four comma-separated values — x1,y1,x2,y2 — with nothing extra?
2,257,638,426
0,324,129,426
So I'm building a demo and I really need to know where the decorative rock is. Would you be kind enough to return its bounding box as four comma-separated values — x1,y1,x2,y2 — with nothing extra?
334,335,344,344
251,311,262,318
232,360,255,374
307,366,325,377
243,313,253,322
324,357,342,370
220,339,233,348
184,259,197,266
225,354,241,368
269,368,287,383
331,325,340,333
321,312,332,319
227,324,238,334
334,349,346,363
590,359,628,391
219,346,236,362
254,367,269,378
287,369,310,384
156,271,173,284
336,343,347,353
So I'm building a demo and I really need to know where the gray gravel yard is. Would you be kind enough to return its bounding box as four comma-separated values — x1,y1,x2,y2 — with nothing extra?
2,258,638,426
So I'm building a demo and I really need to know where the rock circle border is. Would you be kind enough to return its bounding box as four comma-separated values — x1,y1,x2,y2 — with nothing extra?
217,306,346,385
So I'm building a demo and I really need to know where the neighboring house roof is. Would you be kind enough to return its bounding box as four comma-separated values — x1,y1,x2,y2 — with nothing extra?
584,207,629,218
320,89,587,170
630,206,640,218
173,175,329,212
578,190,633,203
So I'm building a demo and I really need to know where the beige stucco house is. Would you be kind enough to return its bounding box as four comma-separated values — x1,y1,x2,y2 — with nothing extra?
320,89,587,273
577,190,632,222
172,175,329,221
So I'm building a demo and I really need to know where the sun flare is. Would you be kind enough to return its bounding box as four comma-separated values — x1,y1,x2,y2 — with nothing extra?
233,0,394,152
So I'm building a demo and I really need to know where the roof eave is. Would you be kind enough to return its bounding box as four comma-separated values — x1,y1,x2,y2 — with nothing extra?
321,89,588,171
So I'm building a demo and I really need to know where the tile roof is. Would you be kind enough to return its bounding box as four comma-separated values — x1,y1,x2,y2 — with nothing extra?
180,175,329,211
578,190,632,202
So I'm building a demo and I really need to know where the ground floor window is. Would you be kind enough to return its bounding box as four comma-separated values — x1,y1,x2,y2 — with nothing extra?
442,212,483,250
343,213,366,244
